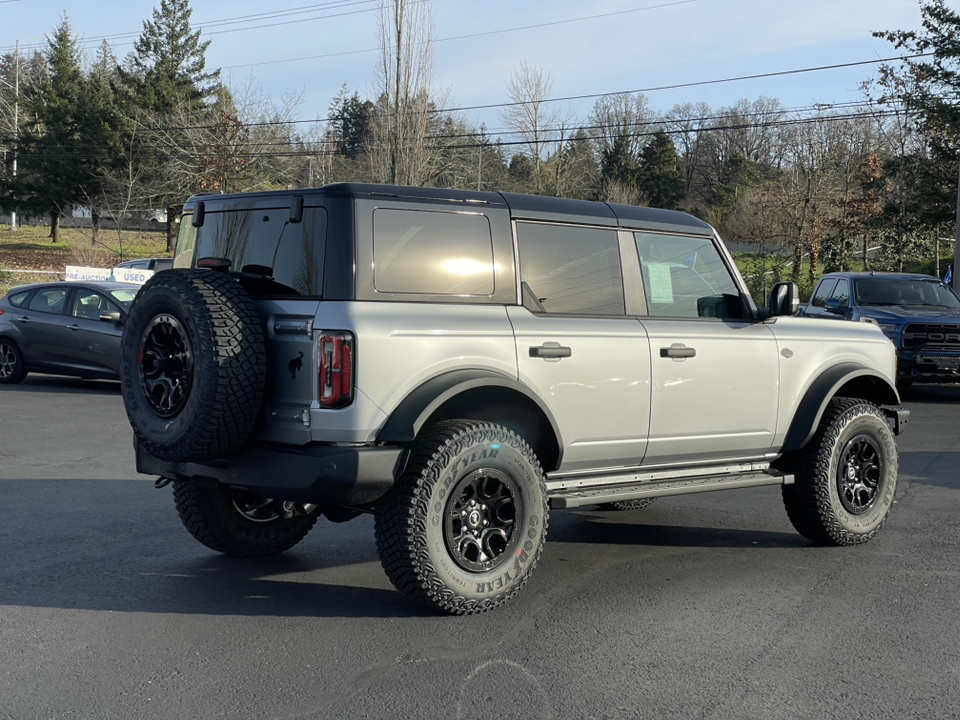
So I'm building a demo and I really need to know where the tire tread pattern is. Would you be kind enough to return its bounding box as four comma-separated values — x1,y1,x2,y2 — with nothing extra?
780,398,896,546
375,420,549,615
121,270,265,462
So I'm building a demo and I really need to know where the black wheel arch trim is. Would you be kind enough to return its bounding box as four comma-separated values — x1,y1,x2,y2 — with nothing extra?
375,369,564,463
781,362,900,452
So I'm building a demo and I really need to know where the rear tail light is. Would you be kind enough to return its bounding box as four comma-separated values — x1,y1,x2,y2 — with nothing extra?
318,332,354,408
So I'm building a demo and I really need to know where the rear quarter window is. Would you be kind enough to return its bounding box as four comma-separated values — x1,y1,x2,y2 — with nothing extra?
373,209,495,295
6,290,30,307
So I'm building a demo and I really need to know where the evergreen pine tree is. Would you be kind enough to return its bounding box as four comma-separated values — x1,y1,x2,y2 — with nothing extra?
637,130,685,210
126,0,219,113
14,16,87,241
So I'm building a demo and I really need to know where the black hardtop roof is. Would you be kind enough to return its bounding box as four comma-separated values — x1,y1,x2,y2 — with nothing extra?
184,182,714,235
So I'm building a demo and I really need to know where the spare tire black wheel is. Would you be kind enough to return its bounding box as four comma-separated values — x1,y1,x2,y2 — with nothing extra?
120,269,266,462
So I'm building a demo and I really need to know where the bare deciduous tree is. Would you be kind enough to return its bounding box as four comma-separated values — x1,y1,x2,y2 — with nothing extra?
371,0,435,186
500,62,567,195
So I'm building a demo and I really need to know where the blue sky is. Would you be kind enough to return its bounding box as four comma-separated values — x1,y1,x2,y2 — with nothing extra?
2,0,928,130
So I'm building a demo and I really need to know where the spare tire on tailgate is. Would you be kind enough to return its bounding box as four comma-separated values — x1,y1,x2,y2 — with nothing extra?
120,269,266,462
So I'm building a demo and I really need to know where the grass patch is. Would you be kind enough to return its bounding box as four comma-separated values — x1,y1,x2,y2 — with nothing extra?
0,222,170,295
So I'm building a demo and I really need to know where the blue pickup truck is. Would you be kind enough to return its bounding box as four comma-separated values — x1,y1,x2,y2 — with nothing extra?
799,271,960,386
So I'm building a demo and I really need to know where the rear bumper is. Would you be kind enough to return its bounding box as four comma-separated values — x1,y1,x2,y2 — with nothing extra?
136,440,407,506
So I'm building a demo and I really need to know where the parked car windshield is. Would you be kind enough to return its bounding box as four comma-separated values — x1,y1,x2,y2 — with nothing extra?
854,277,960,308
109,287,140,309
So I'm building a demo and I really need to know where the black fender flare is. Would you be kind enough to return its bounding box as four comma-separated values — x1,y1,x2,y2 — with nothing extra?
376,368,563,449
781,362,900,452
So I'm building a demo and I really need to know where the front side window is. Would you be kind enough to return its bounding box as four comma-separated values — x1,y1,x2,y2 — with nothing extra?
635,232,741,319
373,209,495,295
28,288,67,315
516,222,624,315
71,290,119,320
811,279,838,308
831,280,850,309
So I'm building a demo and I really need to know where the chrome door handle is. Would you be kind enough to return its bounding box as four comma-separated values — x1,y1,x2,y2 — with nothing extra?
16,316,29,323
67,324,80,331
660,344,696,359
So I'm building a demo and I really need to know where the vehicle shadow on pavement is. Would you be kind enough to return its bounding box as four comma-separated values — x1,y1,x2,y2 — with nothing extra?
548,511,809,549
1,375,120,395
898,384,960,404
0,549,434,619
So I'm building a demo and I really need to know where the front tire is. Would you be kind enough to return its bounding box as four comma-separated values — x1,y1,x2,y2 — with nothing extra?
173,482,319,557
0,338,26,384
781,398,898,545
375,420,548,615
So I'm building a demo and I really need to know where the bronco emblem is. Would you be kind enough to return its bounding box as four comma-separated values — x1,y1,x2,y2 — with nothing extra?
288,351,304,379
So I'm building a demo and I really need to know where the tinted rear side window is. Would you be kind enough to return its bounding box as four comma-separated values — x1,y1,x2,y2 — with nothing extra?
516,222,624,315
28,288,68,314
373,209,495,295
7,290,30,307
189,208,327,295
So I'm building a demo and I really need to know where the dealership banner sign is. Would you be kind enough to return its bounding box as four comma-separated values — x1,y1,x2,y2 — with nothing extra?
64,265,154,284
65,265,112,282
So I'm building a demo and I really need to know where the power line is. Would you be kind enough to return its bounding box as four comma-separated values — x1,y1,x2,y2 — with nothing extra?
1,0,380,53
222,0,697,69
13,105,917,161
150,53,930,135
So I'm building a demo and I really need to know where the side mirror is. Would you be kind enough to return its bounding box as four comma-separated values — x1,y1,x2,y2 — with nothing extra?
99,311,122,324
824,298,844,314
768,281,800,317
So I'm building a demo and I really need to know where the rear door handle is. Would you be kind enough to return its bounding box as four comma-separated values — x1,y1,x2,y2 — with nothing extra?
67,324,80,331
529,344,572,359
16,316,29,323
660,344,696,359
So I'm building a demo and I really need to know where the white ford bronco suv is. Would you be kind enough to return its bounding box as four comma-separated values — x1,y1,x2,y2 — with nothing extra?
120,183,908,614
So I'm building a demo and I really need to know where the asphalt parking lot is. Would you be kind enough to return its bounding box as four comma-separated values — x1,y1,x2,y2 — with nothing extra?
1,377,959,720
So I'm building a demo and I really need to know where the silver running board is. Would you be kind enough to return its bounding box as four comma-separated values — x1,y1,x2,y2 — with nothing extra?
548,469,793,509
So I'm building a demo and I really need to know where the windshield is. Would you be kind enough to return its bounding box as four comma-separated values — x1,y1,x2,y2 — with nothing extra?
109,287,140,309
854,277,960,308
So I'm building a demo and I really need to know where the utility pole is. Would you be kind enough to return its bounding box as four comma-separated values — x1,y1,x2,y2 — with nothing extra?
954,160,960,293
11,39,18,231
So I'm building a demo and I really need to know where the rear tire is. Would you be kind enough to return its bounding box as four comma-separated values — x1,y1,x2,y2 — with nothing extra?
375,420,548,615
173,482,319,557
0,338,26,384
780,398,898,545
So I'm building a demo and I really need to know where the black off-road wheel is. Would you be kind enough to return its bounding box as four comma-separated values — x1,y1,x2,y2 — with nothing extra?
600,498,656,511
780,398,898,546
120,270,265,462
375,420,549,615
173,482,320,557
0,338,26,384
